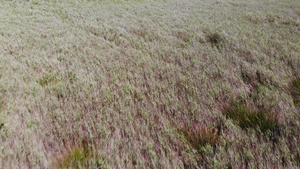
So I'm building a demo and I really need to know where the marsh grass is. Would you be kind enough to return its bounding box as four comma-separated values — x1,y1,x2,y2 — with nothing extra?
241,67,258,88
177,31,192,44
225,102,281,138
0,98,5,112
51,136,101,169
177,123,220,154
53,145,92,169
279,17,297,26
206,32,223,48
290,79,300,108
246,15,262,24
1,0,300,168
37,72,61,87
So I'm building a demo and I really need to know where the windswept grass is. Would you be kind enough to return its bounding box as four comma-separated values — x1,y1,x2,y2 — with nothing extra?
0,0,299,168
206,32,223,48
290,80,300,108
224,102,280,136
53,145,91,169
37,72,61,88
177,123,220,153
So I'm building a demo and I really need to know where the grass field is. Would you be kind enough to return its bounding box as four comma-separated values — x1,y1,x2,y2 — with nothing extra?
0,0,300,168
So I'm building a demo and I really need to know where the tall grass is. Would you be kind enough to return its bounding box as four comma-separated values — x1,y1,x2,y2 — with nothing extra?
224,102,281,138
0,0,299,168
290,80,300,108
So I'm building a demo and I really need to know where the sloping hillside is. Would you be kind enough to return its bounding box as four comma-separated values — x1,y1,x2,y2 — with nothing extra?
0,0,299,168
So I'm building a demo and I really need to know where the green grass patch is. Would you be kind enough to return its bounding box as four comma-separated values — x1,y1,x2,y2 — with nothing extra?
1,0,300,168
37,72,61,87
225,102,280,136
290,79,300,109
53,145,92,169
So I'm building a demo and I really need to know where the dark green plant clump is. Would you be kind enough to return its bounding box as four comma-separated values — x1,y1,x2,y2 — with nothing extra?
290,80,300,108
207,32,223,48
225,102,280,135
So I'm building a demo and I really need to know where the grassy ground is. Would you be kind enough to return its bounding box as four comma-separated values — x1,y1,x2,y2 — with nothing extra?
0,0,299,168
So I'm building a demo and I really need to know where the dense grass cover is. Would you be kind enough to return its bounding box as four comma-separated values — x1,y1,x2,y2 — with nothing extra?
290,80,300,108
225,102,279,132
0,0,299,168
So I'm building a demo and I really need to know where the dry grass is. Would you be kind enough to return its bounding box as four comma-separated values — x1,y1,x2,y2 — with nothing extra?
0,0,300,168
177,123,220,153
